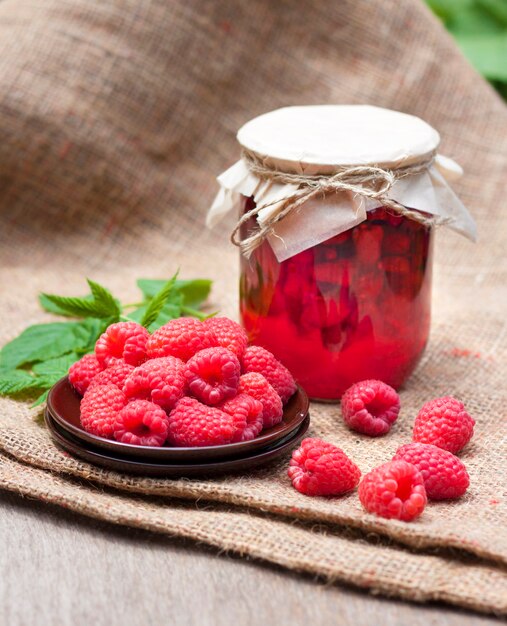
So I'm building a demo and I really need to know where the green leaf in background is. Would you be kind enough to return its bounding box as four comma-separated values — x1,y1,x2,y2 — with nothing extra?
426,0,474,21
454,33,507,80
478,0,507,27
426,0,507,97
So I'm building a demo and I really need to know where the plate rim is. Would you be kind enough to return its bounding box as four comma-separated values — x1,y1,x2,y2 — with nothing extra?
47,376,309,460
44,410,310,476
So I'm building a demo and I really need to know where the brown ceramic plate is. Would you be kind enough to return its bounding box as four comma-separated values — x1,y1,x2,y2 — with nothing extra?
44,411,310,477
47,376,309,461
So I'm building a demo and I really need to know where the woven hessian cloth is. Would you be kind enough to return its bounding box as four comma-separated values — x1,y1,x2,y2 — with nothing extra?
0,0,506,615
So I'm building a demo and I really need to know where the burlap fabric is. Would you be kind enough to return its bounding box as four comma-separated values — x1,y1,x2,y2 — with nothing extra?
0,0,506,615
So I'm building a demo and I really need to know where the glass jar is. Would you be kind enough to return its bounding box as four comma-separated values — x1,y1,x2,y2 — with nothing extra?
208,105,474,401
240,196,433,400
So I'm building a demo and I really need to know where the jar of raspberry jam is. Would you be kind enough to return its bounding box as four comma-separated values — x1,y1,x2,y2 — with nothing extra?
208,106,475,400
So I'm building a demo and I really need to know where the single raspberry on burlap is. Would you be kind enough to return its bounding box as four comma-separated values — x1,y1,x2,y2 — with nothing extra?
413,396,475,453
341,379,400,436
288,438,361,497
393,442,470,500
358,460,427,522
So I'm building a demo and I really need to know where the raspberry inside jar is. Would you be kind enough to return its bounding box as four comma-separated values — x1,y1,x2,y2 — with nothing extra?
239,196,433,400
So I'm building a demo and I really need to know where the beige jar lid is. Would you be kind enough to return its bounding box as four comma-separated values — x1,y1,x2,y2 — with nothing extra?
237,105,441,172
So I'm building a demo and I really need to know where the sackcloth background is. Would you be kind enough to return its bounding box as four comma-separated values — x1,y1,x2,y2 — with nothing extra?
0,0,506,615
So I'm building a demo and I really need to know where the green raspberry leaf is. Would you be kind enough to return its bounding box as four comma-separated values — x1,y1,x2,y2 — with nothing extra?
40,279,121,320
33,353,78,380
31,388,51,408
0,370,47,395
128,300,182,330
180,305,217,321
39,293,94,316
140,273,179,329
137,277,212,308
0,321,100,369
87,279,121,318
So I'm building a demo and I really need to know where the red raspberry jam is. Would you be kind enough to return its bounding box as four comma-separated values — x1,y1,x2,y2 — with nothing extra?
239,196,433,400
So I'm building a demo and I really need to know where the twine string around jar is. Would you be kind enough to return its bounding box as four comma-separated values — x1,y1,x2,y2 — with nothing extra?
231,148,450,258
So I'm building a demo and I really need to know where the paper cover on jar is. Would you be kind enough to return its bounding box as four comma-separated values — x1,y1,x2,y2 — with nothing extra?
206,106,477,261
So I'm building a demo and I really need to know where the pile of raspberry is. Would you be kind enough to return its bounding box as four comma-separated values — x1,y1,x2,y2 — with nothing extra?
69,317,296,448
288,379,475,523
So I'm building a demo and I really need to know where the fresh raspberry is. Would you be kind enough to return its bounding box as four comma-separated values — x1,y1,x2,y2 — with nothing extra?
68,353,104,395
238,372,283,429
219,393,264,442
123,356,185,412
146,317,216,362
89,360,135,390
341,379,400,436
393,443,470,500
203,316,248,358
184,347,240,405
80,383,126,439
114,400,169,447
288,437,361,497
241,346,296,403
95,322,149,367
413,396,475,453
168,397,253,447
358,460,427,521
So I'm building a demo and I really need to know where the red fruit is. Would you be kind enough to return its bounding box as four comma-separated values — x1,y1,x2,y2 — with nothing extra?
123,356,185,412
185,347,240,405
288,438,361,497
204,317,248,358
168,397,252,447
238,372,283,429
220,393,264,442
413,396,475,453
383,232,411,256
353,224,384,265
341,379,400,436
95,322,149,367
242,345,296,403
114,400,169,447
358,460,427,521
69,354,103,395
89,360,135,391
146,317,216,362
80,383,126,439
393,443,470,500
